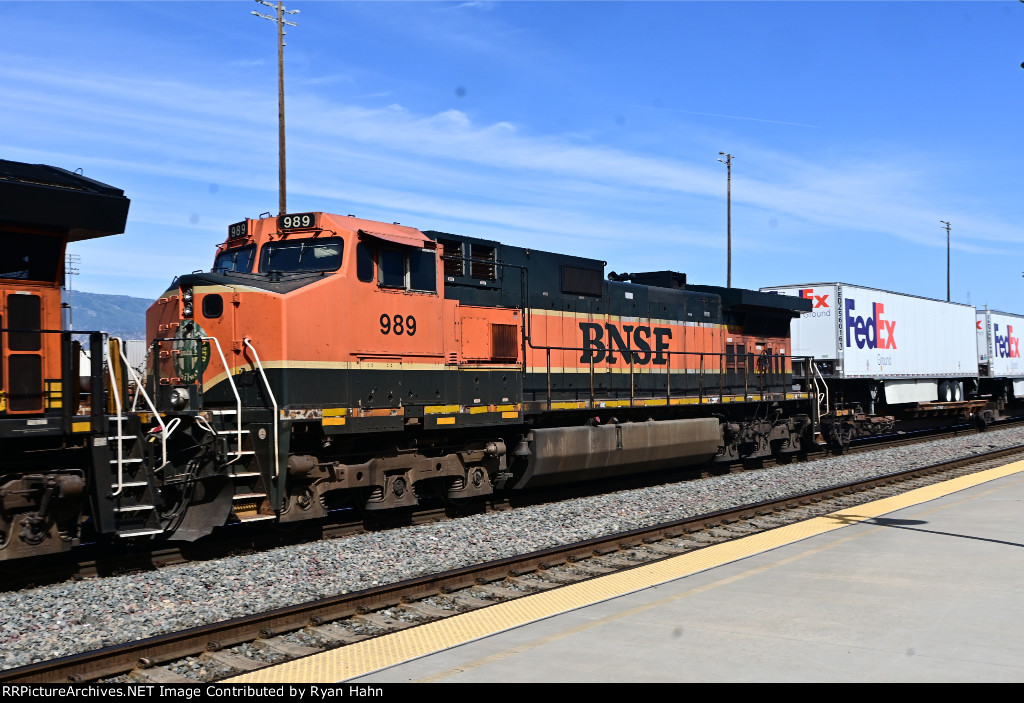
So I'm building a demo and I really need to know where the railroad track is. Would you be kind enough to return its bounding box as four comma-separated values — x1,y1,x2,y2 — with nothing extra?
3,438,1022,685
6,414,1019,594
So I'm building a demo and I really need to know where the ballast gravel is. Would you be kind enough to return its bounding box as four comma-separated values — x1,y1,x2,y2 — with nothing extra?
3,426,1023,670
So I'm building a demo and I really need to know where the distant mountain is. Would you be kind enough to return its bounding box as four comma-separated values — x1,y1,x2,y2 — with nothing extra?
63,290,150,340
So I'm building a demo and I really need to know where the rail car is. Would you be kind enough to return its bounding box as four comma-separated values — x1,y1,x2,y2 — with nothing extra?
0,159,132,561
762,283,1011,442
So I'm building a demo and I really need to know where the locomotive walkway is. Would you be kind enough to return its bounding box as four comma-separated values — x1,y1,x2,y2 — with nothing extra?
231,460,1024,683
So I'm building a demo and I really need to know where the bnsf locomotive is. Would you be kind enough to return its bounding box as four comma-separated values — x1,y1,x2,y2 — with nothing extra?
141,212,815,541
3,159,1013,563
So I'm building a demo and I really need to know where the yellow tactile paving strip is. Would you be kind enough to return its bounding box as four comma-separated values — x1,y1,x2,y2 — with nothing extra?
227,459,1024,683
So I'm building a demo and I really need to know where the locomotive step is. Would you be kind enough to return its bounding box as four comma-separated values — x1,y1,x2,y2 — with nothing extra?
113,481,149,488
232,492,268,500
215,428,252,436
236,514,276,523
117,528,164,538
114,504,156,512
230,471,262,478
109,457,144,464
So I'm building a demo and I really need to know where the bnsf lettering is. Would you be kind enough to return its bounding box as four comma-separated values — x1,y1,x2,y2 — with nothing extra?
995,323,1021,359
580,322,672,365
844,298,897,350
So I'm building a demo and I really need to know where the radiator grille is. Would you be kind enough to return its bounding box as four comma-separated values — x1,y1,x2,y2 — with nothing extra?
8,294,41,351
491,324,518,362
471,245,496,280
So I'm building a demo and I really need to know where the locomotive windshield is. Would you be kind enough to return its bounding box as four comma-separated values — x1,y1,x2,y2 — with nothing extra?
213,245,255,274
0,231,62,283
259,238,343,274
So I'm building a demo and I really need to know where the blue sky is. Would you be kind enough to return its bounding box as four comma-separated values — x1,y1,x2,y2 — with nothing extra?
4,0,1024,311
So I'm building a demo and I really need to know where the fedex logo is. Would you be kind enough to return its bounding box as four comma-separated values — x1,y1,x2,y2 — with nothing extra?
845,298,897,349
994,323,1020,359
799,289,830,309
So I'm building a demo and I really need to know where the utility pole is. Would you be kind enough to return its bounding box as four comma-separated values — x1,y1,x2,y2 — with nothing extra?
252,0,299,215
717,153,733,287
65,253,80,331
940,220,951,301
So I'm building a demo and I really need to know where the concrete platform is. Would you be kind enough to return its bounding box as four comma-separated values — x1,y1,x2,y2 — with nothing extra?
230,460,1024,683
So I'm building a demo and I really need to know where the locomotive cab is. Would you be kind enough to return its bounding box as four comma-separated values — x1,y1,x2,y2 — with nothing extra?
146,212,522,532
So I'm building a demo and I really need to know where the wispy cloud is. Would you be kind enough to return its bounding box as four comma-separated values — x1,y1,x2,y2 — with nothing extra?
4,56,1022,297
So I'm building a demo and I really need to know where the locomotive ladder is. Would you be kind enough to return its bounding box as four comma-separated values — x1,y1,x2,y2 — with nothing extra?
242,337,280,479
106,337,167,537
201,335,273,524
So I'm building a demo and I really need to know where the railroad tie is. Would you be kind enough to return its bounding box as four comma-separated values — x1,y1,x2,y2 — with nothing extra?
399,601,454,618
353,611,416,630
129,666,193,684
472,583,522,598
304,623,370,646
593,556,639,568
536,570,589,584
200,650,266,672
254,638,323,658
643,543,691,555
453,593,495,609
569,562,615,575
506,575,560,590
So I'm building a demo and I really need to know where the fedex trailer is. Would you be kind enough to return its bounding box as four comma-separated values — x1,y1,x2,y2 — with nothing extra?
760,283,977,407
977,309,1024,398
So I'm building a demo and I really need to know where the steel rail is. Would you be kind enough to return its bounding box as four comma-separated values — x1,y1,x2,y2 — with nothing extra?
3,442,1023,684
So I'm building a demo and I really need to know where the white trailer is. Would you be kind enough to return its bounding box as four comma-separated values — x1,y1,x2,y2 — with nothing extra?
761,283,977,405
977,309,1024,397
80,339,148,375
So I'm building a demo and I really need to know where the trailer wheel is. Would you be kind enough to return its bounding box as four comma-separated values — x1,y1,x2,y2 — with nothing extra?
938,380,952,402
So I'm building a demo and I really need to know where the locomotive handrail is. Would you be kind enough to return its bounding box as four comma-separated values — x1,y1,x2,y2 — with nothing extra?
812,361,829,418
112,337,168,472
200,335,244,466
533,340,793,408
243,337,280,480
105,351,126,497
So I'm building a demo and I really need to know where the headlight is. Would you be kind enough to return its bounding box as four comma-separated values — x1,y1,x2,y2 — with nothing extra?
183,302,193,317
182,288,194,302
170,388,190,410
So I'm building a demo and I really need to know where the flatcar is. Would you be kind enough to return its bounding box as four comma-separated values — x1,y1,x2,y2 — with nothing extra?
763,283,1008,441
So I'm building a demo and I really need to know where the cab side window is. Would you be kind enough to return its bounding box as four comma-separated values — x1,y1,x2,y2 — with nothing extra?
378,249,406,288
409,249,436,292
356,242,375,282
360,241,437,293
